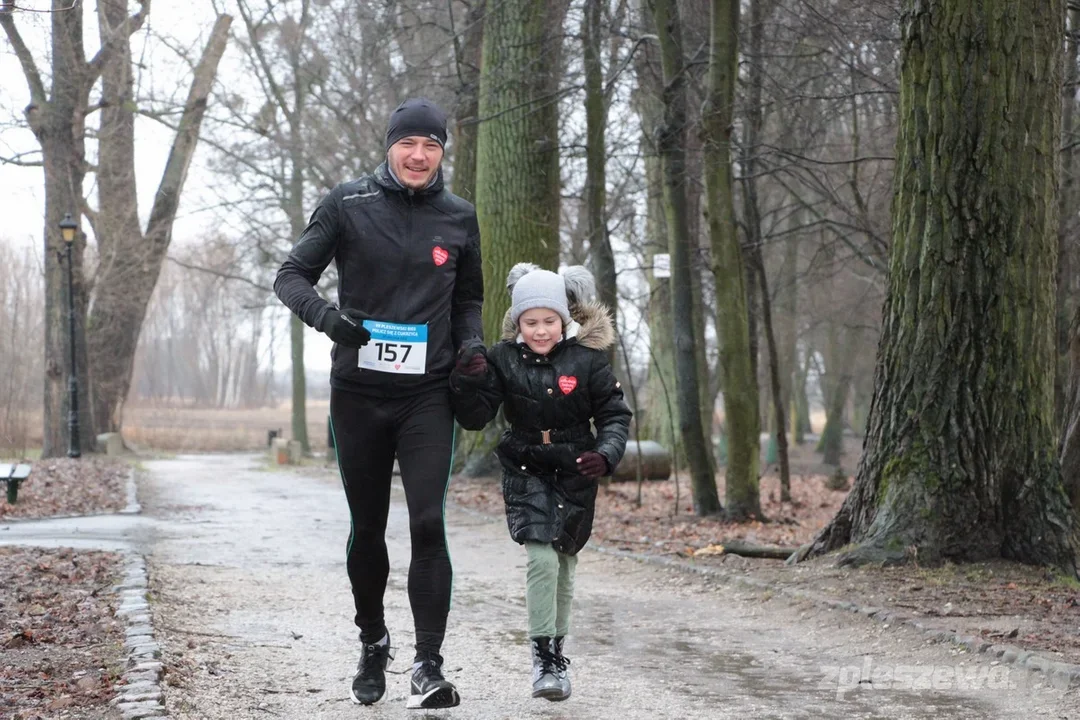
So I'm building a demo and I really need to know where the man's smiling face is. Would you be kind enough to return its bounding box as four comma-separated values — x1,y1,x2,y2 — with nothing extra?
388,135,444,189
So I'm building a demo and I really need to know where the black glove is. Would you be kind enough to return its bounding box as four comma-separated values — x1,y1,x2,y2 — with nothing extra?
320,308,371,348
454,344,488,377
575,451,609,479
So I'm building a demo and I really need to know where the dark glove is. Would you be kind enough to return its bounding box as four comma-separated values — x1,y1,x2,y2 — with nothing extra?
454,344,488,377
320,308,371,348
575,451,609,479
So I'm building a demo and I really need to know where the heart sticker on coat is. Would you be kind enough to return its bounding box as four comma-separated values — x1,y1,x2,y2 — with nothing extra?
432,246,449,266
558,375,578,395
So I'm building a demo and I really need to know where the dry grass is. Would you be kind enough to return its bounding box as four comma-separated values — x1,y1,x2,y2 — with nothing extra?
122,401,332,452
2,402,333,455
4,403,837,456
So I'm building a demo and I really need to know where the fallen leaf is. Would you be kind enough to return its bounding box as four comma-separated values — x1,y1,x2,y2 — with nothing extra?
47,696,74,710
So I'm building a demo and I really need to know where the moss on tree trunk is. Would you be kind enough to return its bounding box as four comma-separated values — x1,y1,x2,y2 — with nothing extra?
475,0,567,342
799,0,1077,574
704,0,759,520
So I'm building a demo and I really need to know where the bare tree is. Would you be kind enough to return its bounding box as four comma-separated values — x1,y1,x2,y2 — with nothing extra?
647,0,721,514
0,0,150,456
88,6,231,436
1,2,230,454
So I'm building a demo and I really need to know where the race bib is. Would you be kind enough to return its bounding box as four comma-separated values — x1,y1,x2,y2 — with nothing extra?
358,321,428,374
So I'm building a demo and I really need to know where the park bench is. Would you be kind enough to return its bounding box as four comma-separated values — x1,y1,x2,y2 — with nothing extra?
0,462,31,504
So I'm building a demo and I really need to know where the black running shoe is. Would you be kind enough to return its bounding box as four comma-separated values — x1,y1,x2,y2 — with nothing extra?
407,658,461,709
350,634,394,705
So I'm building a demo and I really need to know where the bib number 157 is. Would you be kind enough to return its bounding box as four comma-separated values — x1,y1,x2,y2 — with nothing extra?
373,342,411,363
357,320,428,374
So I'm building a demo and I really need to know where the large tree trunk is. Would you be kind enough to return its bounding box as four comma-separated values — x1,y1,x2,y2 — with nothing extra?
1058,5,1080,427
1061,307,1080,511
88,12,231,435
448,0,487,471
642,156,680,454
741,0,787,497
633,22,681,461
648,0,722,515
476,0,568,342
682,99,716,467
451,0,484,203
471,0,566,476
583,0,618,366
798,0,1077,573
704,0,759,520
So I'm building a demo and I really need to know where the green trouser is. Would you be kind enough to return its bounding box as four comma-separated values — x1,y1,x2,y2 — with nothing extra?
525,542,578,639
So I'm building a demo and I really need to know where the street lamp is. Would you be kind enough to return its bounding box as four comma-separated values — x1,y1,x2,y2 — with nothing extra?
59,212,81,459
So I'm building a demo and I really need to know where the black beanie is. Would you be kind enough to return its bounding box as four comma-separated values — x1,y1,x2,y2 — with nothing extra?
385,98,448,150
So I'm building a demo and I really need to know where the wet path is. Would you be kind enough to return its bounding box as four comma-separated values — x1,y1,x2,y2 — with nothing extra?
3,453,1074,718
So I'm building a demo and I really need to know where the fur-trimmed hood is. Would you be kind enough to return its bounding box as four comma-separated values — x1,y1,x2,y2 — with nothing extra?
501,301,615,352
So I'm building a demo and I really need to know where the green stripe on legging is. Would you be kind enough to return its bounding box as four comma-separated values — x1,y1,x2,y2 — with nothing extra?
444,423,457,609
328,416,355,556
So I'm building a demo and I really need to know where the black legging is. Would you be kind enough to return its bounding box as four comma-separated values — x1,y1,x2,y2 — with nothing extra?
330,387,455,663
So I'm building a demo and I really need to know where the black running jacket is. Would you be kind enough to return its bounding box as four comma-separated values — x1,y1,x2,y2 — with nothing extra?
274,162,484,396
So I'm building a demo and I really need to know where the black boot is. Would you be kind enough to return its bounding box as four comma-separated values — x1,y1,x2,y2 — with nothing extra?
351,632,394,705
552,636,572,700
531,637,565,701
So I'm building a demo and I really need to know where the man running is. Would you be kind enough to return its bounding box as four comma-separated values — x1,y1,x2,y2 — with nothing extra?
274,97,483,709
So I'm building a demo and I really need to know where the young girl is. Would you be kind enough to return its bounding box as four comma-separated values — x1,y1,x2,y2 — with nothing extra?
450,264,631,702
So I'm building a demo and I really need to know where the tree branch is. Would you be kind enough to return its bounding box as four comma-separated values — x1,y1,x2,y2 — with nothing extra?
167,255,273,293
0,11,48,124
0,149,43,167
144,14,232,244
236,0,295,128
88,0,151,84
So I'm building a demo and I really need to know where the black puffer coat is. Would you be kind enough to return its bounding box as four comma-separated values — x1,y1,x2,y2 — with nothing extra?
451,302,632,555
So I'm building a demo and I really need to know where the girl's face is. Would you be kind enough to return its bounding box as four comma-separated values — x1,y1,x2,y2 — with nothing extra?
519,308,564,355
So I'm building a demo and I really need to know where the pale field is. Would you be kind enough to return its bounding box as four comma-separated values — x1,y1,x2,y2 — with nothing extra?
1,401,332,455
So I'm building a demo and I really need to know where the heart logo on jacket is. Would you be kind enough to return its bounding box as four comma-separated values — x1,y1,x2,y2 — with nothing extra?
432,246,449,266
558,375,578,395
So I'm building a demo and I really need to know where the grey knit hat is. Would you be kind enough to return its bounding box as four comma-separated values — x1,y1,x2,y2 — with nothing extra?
510,269,571,326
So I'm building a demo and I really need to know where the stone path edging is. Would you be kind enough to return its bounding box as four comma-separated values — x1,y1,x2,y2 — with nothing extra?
110,553,166,718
